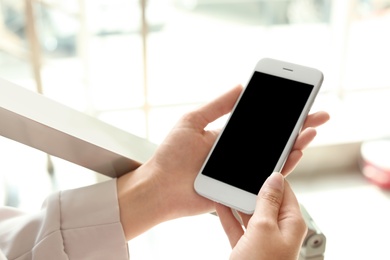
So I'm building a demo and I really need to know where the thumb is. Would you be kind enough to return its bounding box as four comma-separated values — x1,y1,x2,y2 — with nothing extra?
255,172,284,219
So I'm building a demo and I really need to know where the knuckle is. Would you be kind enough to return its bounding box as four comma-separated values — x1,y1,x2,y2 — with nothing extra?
250,216,275,232
259,191,282,209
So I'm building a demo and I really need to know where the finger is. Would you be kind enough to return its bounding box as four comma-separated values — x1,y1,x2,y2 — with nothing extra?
195,85,243,128
215,203,245,248
253,172,285,222
281,113,328,176
281,149,303,176
237,211,251,228
293,127,317,151
282,128,316,176
302,111,330,130
278,181,307,242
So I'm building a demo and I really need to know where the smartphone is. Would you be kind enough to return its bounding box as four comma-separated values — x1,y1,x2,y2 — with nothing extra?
194,57,324,214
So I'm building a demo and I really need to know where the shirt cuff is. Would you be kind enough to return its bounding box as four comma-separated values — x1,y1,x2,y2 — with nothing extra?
60,179,129,260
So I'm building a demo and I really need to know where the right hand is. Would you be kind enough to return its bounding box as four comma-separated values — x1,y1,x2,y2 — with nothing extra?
216,172,307,260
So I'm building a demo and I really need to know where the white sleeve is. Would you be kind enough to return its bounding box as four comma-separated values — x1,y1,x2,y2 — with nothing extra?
0,179,129,260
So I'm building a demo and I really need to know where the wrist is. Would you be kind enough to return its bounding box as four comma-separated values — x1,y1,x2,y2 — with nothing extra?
117,160,214,241
117,165,168,241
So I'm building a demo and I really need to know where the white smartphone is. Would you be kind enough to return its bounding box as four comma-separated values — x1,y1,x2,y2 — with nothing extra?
194,57,324,214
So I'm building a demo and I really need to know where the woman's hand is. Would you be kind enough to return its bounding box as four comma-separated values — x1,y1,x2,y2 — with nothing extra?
117,84,329,240
216,172,307,260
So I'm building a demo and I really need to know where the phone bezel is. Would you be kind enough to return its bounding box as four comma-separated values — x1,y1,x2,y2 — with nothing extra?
194,58,324,214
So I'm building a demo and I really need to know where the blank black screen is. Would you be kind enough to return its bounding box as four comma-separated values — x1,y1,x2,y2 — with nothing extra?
201,71,313,195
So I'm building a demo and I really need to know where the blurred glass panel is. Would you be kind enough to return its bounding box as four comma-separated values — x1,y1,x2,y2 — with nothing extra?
343,0,390,91
147,0,333,108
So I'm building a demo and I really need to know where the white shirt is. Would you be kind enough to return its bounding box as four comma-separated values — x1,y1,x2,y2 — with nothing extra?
0,179,129,260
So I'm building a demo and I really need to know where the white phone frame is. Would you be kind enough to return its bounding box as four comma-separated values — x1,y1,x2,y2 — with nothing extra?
194,57,324,214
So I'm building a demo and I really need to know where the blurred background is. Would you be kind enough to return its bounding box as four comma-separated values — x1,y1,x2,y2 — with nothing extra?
1,0,390,259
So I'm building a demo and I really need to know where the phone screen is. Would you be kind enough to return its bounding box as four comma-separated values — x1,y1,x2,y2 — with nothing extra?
201,71,314,195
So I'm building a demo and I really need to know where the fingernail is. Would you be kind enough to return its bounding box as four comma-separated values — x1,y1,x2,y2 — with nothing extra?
265,172,284,191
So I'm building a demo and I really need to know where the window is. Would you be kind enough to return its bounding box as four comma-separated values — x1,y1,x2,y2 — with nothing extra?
2,0,389,146
1,0,390,258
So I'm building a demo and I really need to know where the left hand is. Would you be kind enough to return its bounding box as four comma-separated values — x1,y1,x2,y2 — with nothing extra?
147,84,329,218
148,86,329,217
118,84,329,240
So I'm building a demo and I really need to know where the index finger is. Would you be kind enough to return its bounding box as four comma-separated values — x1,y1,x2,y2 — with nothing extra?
302,111,330,130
